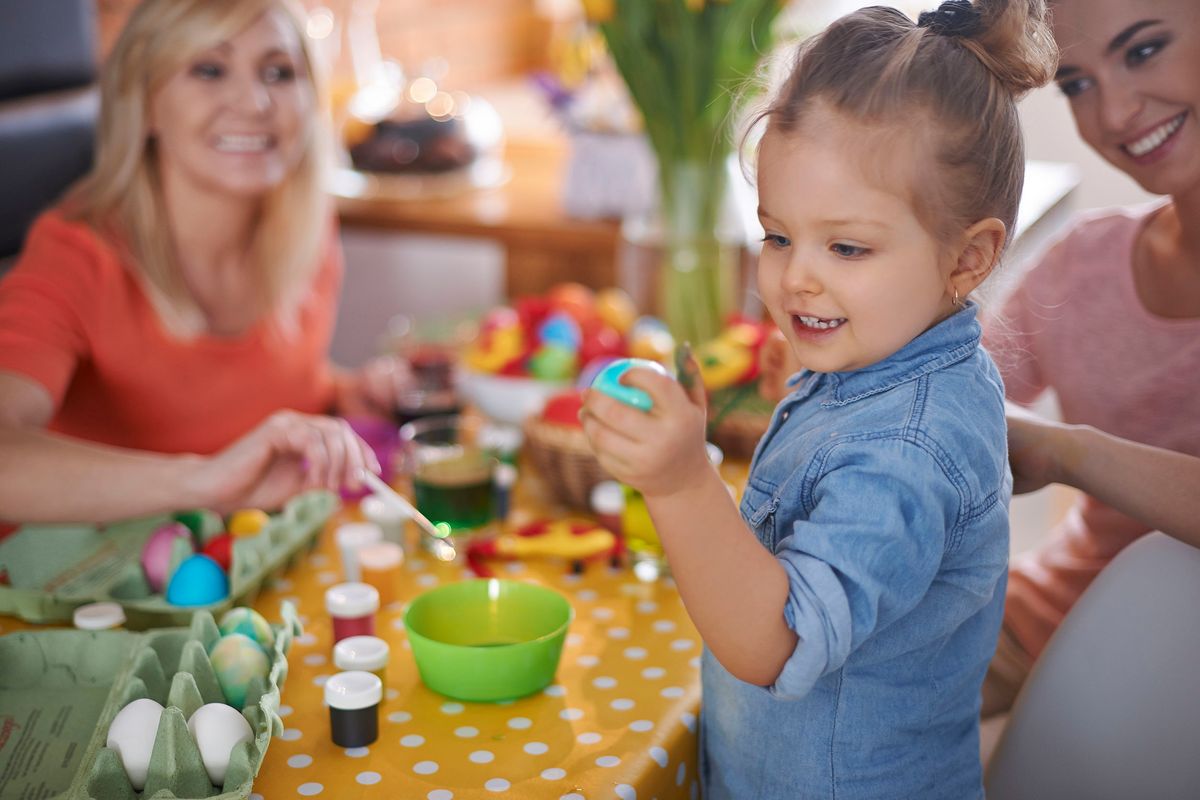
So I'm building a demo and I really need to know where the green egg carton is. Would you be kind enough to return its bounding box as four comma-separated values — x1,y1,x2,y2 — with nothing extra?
0,491,336,629
0,605,299,799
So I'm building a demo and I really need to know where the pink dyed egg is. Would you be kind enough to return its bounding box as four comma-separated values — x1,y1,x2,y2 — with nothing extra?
141,522,194,593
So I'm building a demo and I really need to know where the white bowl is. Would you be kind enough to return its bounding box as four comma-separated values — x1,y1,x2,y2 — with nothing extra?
457,369,570,427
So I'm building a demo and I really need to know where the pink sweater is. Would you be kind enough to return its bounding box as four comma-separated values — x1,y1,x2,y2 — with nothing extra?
986,202,1200,660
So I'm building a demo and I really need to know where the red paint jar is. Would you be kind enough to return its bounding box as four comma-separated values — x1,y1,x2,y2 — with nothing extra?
325,582,380,643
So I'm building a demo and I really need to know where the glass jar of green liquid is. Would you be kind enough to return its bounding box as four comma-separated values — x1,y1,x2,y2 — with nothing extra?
622,486,668,582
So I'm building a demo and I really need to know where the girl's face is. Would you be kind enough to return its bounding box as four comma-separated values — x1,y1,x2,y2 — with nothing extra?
755,114,956,375
1052,0,1200,197
148,10,313,203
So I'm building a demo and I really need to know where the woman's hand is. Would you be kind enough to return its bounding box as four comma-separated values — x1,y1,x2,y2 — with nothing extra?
580,361,711,499
194,410,380,513
1006,403,1067,495
334,355,415,419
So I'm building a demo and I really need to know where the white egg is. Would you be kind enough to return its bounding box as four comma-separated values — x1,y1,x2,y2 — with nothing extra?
187,702,254,786
105,698,164,791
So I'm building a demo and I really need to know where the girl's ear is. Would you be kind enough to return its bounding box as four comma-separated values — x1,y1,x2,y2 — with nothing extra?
949,217,1006,299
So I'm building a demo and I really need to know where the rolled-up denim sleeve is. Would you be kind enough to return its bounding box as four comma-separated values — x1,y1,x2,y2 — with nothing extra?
770,437,960,699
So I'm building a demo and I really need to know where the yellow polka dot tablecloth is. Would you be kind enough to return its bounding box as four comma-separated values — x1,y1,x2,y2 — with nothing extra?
0,458,749,800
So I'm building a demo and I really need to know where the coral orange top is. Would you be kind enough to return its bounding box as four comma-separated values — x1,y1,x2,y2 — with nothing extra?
0,211,341,455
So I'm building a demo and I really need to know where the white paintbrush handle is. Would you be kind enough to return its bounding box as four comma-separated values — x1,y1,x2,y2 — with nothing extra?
360,470,451,541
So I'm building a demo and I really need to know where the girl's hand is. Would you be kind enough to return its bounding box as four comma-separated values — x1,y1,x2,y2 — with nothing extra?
194,410,380,513
580,360,711,499
335,356,415,419
758,329,802,403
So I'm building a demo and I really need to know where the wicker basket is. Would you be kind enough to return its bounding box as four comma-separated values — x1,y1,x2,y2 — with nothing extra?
709,408,772,461
522,417,612,510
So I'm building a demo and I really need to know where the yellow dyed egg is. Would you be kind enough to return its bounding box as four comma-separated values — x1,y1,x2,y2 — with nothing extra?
595,288,637,333
228,508,269,538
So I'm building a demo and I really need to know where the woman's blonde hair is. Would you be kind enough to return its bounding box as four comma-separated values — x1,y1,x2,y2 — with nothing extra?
752,0,1058,250
66,0,328,332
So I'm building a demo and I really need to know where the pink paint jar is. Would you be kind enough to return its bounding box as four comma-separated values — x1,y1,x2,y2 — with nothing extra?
325,582,380,644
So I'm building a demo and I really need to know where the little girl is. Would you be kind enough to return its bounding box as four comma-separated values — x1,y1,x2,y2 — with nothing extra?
581,1,1056,798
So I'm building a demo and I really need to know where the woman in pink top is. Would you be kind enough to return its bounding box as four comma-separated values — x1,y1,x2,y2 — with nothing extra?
980,0,1200,715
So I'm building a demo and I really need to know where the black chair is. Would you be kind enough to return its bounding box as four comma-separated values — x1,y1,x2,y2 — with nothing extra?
0,1,99,270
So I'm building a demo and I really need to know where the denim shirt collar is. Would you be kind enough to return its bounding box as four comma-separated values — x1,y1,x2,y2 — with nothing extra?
786,303,982,407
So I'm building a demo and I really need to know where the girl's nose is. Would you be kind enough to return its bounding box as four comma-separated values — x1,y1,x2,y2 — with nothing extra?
781,256,821,296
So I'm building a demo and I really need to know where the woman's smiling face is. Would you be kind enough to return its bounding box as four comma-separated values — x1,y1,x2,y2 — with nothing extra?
1052,0,1200,197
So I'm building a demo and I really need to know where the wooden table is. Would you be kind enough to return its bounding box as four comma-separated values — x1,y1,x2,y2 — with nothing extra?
336,139,622,300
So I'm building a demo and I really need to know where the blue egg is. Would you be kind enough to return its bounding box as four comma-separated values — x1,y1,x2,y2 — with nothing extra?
166,554,229,606
537,311,582,351
590,358,670,411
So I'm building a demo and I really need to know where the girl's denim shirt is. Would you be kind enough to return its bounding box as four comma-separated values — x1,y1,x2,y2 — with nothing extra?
700,305,1011,800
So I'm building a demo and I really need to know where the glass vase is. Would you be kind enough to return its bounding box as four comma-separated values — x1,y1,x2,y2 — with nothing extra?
617,157,741,346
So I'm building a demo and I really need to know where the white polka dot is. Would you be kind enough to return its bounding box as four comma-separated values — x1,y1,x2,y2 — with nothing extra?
578,655,600,667
274,578,294,591
561,573,582,585
504,561,525,574
507,717,532,730
455,726,479,738
576,589,598,602
317,570,338,584
566,633,583,647
441,702,464,715
417,574,439,587
403,640,412,650
623,647,648,660
356,771,382,785
303,653,326,666
559,708,584,721
309,554,329,567
610,698,635,711
676,761,687,785
391,617,407,630
281,728,302,741
661,686,685,699
251,794,264,800
616,784,637,800
591,607,614,620
278,704,294,717
388,711,412,724
597,755,621,768
296,633,317,647
524,741,549,755
650,746,669,767
413,760,439,775
345,747,369,758
485,778,511,792
689,656,701,669
401,734,426,747
428,792,454,800
543,685,566,697
385,601,404,613
577,732,601,745
561,794,585,800
592,676,617,689
630,720,654,732
288,754,313,768
407,558,427,571
670,638,694,651
386,688,399,700
541,768,566,780
312,674,331,687
652,619,676,633
607,627,630,639
636,601,658,614
680,712,696,732
469,750,495,764
641,667,665,680
297,783,323,796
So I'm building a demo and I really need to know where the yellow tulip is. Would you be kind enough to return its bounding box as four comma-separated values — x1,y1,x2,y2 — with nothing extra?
685,0,705,11
581,0,615,23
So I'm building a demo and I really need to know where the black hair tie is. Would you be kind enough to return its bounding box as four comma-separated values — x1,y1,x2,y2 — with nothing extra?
917,0,982,37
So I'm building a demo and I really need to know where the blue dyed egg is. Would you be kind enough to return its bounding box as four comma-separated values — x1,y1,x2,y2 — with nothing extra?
165,554,229,606
208,633,270,709
537,311,581,351
218,607,275,653
590,358,670,411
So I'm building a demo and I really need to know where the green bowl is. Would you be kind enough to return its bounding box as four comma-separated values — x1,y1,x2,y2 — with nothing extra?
404,579,573,702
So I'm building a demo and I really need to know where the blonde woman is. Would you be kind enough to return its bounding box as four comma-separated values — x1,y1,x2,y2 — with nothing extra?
0,0,407,523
